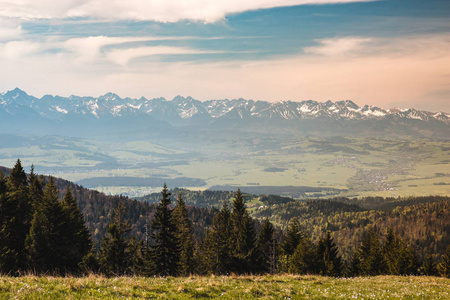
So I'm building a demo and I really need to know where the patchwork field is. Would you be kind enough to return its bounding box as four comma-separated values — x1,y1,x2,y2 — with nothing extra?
0,134,448,198
0,275,449,299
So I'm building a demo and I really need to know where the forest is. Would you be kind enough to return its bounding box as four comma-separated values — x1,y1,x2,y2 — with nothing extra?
1,159,450,278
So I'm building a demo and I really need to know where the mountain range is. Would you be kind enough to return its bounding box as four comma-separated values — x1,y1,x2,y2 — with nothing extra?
1,88,449,139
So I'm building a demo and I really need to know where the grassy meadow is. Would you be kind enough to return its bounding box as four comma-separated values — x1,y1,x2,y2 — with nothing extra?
1,275,449,299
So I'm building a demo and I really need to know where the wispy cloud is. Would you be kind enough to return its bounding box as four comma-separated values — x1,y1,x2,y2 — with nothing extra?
304,37,372,56
0,18,23,41
63,36,156,62
2,32,448,112
0,40,40,59
107,46,223,66
0,0,378,22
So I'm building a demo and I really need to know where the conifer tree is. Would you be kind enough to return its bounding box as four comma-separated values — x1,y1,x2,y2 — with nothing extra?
281,217,303,256
25,177,66,273
383,228,419,275
150,184,180,276
316,231,343,277
256,218,277,274
7,159,27,191
0,160,32,273
423,249,437,276
279,217,304,273
28,166,43,208
351,229,387,276
289,233,317,274
438,244,450,278
202,200,232,274
383,227,402,275
60,187,92,273
348,248,362,277
230,189,256,273
173,192,195,276
0,171,6,195
99,201,133,276
398,246,420,275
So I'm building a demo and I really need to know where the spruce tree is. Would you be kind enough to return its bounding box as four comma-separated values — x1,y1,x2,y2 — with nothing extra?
383,228,419,275
289,233,317,274
348,248,362,277
354,229,387,276
173,192,195,276
0,160,32,273
25,177,66,273
383,227,400,275
279,217,304,273
60,187,92,273
99,201,133,276
316,231,343,277
150,184,180,276
438,244,450,278
423,249,437,276
28,166,43,208
202,200,232,274
0,171,6,195
281,217,304,256
230,189,256,273
7,159,27,191
256,218,277,274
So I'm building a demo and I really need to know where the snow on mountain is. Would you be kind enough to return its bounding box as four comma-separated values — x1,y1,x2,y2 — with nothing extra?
0,88,448,125
55,106,68,114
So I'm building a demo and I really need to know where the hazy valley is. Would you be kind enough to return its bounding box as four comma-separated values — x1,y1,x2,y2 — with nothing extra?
0,88,448,198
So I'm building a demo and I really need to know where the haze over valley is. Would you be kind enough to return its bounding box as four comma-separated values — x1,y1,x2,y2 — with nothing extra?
0,88,448,199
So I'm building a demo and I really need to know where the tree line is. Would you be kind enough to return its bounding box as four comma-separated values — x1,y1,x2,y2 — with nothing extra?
1,159,450,278
253,196,450,261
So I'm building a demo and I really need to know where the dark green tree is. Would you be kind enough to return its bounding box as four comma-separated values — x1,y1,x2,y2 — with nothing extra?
350,229,387,276
316,231,343,277
150,184,180,276
0,171,6,195
99,201,133,276
279,217,304,273
256,218,277,274
28,166,43,208
281,217,303,256
230,189,256,273
383,228,420,275
383,227,400,274
25,177,66,272
438,244,450,278
348,247,362,277
202,200,232,274
423,249,437,276
0,160,32,273
173,192,195,276
7,159,27,191
60,187,93,273
289,233,317,274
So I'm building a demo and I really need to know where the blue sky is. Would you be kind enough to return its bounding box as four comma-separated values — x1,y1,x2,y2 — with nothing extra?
0,0,449,111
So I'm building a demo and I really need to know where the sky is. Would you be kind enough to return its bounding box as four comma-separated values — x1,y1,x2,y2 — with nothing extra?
0,0,449,112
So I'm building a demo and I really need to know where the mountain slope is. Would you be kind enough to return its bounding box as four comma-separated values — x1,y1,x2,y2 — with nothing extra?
1,88,448,138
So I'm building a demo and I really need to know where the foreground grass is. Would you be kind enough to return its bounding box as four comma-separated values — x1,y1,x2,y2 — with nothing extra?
1,275,449,299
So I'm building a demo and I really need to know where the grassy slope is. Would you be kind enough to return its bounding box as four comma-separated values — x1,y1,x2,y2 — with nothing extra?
1,275,449,299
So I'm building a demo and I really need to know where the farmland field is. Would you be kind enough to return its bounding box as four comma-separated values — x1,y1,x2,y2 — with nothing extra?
0,134,448,198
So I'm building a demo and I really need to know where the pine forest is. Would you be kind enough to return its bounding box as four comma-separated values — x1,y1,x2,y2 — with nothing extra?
1,159,450,280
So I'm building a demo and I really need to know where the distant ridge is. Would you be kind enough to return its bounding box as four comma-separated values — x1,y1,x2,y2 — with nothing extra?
1,88,448,122
1,88,449,139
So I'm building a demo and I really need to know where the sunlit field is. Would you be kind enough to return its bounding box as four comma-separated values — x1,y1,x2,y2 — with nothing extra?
1,275,449,299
